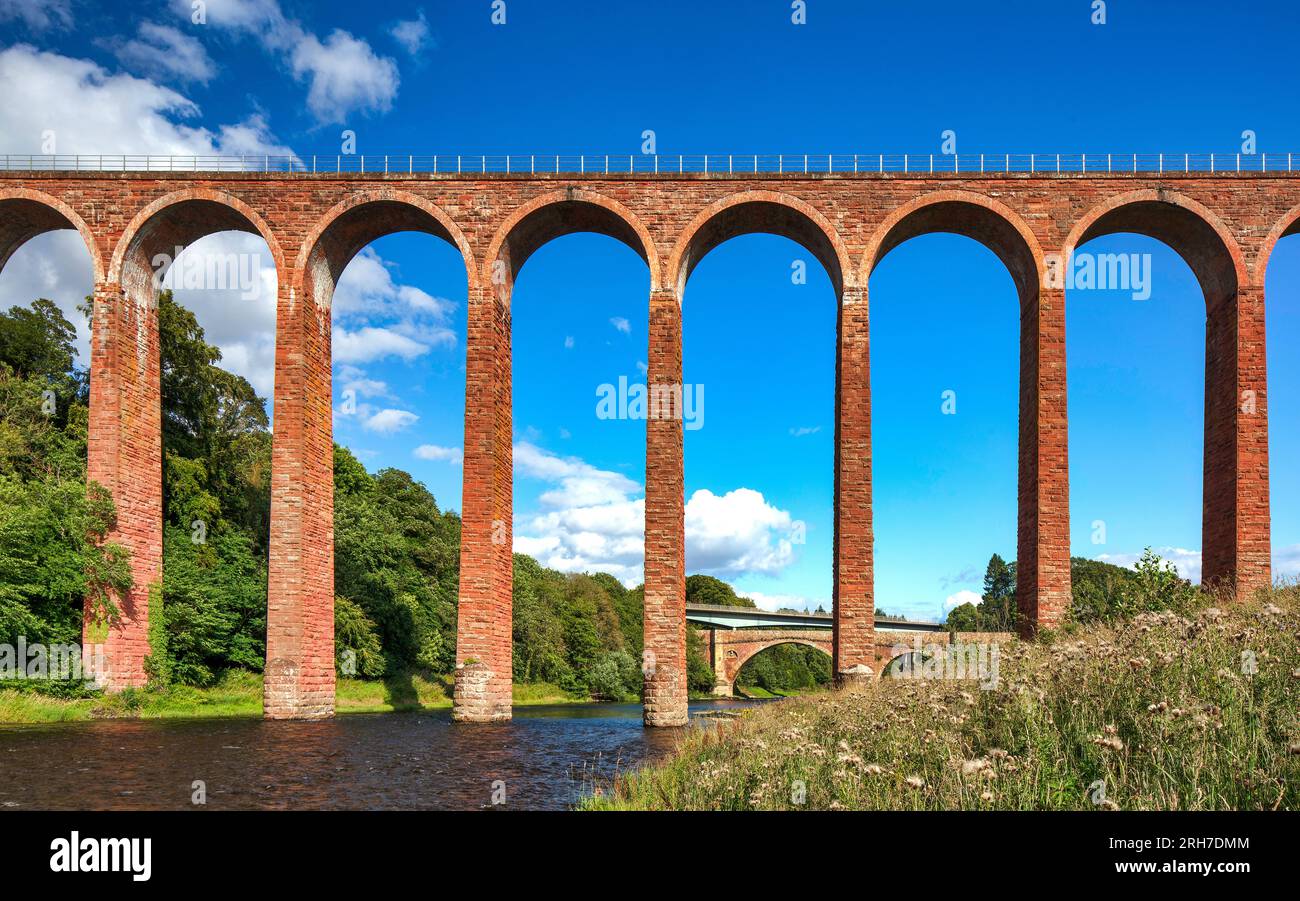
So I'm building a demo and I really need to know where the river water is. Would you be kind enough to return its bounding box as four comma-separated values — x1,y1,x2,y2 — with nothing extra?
0,700,758,811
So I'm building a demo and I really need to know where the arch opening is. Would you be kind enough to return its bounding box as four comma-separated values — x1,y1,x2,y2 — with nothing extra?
1264,224,1300,584
303,198,470,312
117,197,279,310
0,195,99,364
680,232,838,638
493,198,654,291
865,197,1034,631
1066,231,1205,591
733,639,832,695
1070,199,1240,306
1065,193,1250,596
674,198,846,299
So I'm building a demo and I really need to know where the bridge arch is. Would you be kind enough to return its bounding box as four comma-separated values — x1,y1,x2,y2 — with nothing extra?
707,629,834,696
484,189,660,297
666,190,850,299
1254,200,1300,286
111,188,284,308
730,638,830,676
858,191,1058,639
297,189,475,311
0,187,104,283
1064,190,1265,595
859,190,1044,304
1062,190,1245,307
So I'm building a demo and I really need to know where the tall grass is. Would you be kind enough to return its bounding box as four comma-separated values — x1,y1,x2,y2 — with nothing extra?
586,589,1299,810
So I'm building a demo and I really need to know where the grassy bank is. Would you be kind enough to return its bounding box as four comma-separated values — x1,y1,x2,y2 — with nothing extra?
0,671,586,724
587,589,1300,810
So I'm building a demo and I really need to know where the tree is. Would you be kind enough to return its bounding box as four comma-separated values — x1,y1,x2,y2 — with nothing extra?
0,299,77,381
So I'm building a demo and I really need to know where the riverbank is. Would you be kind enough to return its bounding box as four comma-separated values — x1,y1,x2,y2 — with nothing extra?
0,671,585,723
586,590,1300,810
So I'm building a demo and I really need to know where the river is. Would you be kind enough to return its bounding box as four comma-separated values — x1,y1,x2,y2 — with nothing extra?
0,699,760,811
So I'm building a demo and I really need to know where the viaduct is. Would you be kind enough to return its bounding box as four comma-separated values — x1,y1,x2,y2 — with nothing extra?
0,153,1294,726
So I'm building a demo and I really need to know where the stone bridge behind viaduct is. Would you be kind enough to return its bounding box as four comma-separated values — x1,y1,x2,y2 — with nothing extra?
2,158,1295,725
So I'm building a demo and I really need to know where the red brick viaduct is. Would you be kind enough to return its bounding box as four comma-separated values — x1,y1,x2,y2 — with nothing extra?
1,162,1294,726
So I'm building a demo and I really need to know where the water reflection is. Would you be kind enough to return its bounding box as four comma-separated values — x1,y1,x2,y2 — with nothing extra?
0,700,759,811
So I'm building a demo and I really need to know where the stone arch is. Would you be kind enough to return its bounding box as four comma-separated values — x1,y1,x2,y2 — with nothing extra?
1253,200,1300,286
730,638,832,679
856,191,1061,640
484,188,660,298
296,189,475,311
111,188,284,307
880,650,929,679
1062,189,1246,307
0,187,105,283
859,190,1044,305
1063,189,1264,596
667,190,850,298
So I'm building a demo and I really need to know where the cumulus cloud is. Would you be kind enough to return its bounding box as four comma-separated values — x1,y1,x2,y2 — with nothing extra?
742,591,828,613
390,11,430,55
0,44,292,158
173,0,399,123
1095,547,1203,584
512,444,801,587
0,231,94,364
685,488,797,577
943,589,983,612
161,232,279,398
609,316,631,334
331,247,456,365
107,22,216,85
363,408,418,434
414,444,463,466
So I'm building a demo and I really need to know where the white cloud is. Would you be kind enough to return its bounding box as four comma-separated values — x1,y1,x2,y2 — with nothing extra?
742,591,828,613
160,231,279,397
943,589,983,612
331,247,455,365
333,327,428,364
0,231,94,364
109,22,217,85
175,0,399,124
390,11,430,55
290,30,399,123
685,488,796,577
414,444,463,466
609,316,631,334
0,0,72,30
512,443,801,588
1095,547,1203,584
789,425,820,436
0,44,292,157
1274,544,1300,582
363,408,418,434
564,335,575,349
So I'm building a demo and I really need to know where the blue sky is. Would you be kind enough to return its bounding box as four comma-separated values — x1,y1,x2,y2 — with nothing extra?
2,0,1300,619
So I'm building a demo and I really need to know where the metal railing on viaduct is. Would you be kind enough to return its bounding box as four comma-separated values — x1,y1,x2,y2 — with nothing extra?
2,157,1296,726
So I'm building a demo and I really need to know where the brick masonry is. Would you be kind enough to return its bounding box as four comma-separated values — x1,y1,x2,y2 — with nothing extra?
1,171,1292,721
